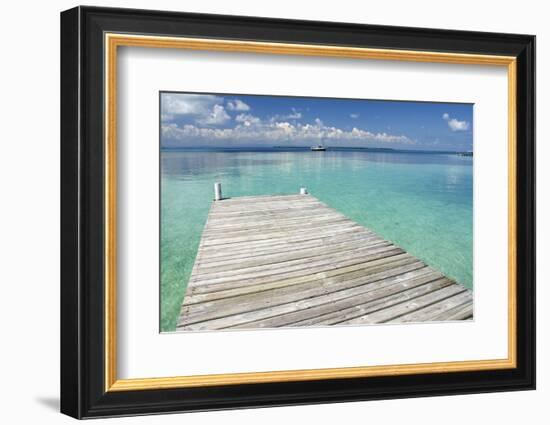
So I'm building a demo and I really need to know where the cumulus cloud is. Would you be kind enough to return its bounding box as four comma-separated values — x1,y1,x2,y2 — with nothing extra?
162,113,413,146
350,113,359,119
226,99,250,111
161,93,415,146
447,118,470,131
162,94,223,116
235,113,261,127
161,94,231,126
197,104,230,125
442,112,470,132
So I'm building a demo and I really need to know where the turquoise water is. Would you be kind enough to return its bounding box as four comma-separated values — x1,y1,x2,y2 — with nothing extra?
161,149,473,332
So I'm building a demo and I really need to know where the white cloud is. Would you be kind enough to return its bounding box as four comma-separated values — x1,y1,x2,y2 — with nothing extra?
269,108,302,122
162,94,223,116
161,93,231,126
226,99,250,111
197,104,230,125
350,113,359,119
162,114,413,146
442,112,469,131
235,113,261,127
447,118,470,131
161,95,414,146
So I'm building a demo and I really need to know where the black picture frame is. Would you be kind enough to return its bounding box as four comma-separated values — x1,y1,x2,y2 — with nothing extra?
60,5,535,419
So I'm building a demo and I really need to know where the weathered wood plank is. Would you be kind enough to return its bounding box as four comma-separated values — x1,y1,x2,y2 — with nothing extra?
202,216,350,238
196,231,380,264
386,290,473,323
179,267,437,330
200,222,362,247
178,261,427,327
201,218,353,242
205,208,342,226
188,252,413,297
430,301,474,321
224,270,444,330
196,237,389,274
176,194,473,331
207,203,323,218
338,284,467,325
189,245,402,287
213,193,313,204
198,226,369,254
290,278,454,327
205,211,343,228
211,200,323,212
183,255,420,305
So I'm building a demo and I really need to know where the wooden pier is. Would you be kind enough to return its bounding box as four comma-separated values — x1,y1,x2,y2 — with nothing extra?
177,188,473,331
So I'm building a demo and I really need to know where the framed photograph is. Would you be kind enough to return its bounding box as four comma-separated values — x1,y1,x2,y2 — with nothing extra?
60,6,535,419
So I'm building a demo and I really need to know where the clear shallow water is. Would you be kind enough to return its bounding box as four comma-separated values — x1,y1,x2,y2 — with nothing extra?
161,149,473,332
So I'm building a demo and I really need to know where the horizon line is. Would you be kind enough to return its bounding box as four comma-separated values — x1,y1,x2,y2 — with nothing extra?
160,145,473,154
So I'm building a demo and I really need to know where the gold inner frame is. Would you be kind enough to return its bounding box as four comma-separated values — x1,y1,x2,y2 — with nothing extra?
104,33,517,392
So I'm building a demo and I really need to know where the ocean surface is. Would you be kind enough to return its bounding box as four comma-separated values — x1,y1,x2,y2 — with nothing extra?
161,148,473,332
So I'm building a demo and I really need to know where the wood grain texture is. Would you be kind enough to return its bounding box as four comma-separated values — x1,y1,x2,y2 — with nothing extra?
176,194,473,331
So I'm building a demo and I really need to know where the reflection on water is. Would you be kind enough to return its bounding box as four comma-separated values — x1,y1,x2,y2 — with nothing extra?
162,150,472,179
160,149,473,331
162,152,292,180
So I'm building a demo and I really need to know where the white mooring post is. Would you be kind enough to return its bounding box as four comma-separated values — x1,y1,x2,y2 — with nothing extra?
300,187,308,195
214,182,222,201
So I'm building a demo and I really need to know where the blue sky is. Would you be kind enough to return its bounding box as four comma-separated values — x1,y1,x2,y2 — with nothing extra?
161,92,473,151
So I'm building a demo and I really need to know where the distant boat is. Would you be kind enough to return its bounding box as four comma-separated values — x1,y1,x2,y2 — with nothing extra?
310,144,327,151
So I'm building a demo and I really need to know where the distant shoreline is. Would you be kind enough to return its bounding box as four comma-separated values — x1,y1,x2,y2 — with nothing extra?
161,146,473,155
